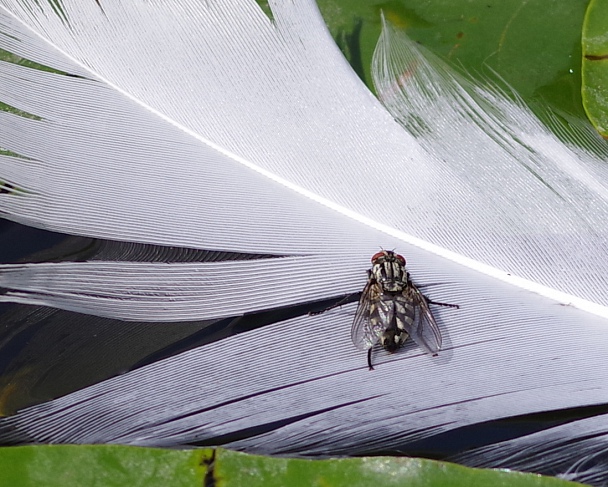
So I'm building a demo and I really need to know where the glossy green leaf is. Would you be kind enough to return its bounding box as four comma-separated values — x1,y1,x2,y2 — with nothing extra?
0,446,586,487
318,0,588,117
582,0,608,137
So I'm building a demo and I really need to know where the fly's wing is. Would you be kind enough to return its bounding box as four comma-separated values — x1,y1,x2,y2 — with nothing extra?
403,285,443,354
351,281,385,351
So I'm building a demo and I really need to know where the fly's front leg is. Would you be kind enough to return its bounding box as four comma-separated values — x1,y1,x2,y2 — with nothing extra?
309,292,359,316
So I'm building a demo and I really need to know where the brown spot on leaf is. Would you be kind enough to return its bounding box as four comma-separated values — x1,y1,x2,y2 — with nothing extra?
585,54,608,61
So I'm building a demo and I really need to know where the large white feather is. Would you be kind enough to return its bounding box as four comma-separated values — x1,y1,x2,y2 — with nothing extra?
1,0,608,483
0,256,368,320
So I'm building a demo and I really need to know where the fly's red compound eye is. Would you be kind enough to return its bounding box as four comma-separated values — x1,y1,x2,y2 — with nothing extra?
371,251,386,263
395,253,406,265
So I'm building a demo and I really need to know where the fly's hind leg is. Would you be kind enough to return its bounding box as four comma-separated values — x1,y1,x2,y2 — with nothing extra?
367,348,375,371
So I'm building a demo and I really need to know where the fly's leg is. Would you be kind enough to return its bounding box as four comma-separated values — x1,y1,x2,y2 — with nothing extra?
424,295,459,309
367,348,375,371
309,293,358,316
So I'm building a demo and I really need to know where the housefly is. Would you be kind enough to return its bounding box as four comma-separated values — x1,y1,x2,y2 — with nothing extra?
352,250,458,370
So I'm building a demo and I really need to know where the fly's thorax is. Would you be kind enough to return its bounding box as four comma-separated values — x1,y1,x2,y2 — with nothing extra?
371,259,409,293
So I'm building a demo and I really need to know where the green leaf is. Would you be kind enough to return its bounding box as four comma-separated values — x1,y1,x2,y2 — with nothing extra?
0,446,587,487
318,0,588,117
0,445,211,487
582,0,608,137
215,449,584,487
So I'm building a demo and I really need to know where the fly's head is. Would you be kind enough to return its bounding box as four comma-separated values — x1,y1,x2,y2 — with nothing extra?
370,250,409,293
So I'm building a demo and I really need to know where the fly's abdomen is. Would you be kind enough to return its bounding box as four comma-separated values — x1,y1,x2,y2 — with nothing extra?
377,294,414,353
380,327,406,353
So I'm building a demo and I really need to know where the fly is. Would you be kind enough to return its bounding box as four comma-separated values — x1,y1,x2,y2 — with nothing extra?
352,250,459,370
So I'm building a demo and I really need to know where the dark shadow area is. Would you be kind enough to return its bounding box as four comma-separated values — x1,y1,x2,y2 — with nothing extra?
0,221,76,263
369,403,608,460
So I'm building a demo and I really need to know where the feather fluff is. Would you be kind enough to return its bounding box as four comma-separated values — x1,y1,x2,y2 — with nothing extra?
1,0,608,484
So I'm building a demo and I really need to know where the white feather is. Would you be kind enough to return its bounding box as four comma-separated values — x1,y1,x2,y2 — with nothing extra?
0,256,368,320
1,0,608,483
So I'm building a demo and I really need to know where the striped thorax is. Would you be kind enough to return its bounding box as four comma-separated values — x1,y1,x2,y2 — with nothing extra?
369,250,409,293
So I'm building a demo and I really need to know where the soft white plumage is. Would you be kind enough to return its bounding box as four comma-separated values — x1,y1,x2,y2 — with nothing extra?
1,0,608,483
